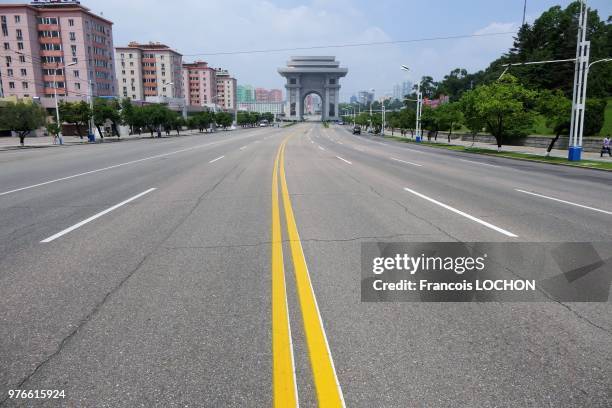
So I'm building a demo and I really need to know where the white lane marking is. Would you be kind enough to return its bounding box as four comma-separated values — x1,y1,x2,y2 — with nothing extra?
459,159,501,168
390,157,423,167
403,187,518,237
240,146,247,150
209,155,225,163
335,156,352,165
41,188,156,243
515,189,612,215
318,146,326,151
0,142,223,197
337,141,343,144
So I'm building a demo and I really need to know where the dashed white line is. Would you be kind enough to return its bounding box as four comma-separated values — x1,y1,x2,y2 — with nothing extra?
239,146,247,150
335,156,352,165
209,155,225,163
459,159,501,168
403,187,518,237
41,188,156,243
390,157,423,167
515,189,612,215
318,146,326,151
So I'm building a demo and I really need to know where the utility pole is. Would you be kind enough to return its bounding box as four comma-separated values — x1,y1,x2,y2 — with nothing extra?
522,0,527,26
415,81,423,142
88,79,94,142
381,104,386,136
568,0,589,161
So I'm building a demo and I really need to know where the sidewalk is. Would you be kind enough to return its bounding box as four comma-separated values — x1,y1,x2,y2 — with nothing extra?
383,131,612,163
0,129,212,151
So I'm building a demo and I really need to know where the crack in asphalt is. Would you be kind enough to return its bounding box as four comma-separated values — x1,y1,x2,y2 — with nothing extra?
0,161,242,407
160,233,437,251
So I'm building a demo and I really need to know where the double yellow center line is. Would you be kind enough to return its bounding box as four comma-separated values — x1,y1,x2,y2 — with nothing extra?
272,137,345,407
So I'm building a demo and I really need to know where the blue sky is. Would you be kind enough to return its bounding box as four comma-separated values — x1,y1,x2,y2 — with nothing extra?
4,0,609,101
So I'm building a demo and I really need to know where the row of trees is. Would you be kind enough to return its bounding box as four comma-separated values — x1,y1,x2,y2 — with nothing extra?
342,75,606,152
0,98,265,145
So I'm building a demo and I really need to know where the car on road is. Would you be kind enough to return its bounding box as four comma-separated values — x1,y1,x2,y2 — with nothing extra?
259,120,269,127
338,121,344,125
352,125,361,134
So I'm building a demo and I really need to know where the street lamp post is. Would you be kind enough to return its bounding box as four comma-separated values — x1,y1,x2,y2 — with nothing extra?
401,65,423,142
53,61,77,145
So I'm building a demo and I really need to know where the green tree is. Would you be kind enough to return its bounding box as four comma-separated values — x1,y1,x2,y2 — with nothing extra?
398,108,416,137
0,102,46,146
584,98,607,136
458,90,487,145
215,112,233,129
59,101,91,139
436,102,463,142
120,98,137,134
461,75,537,150
261,112,274,123
93,98,121,138
420,106,442,140
537,89,571,154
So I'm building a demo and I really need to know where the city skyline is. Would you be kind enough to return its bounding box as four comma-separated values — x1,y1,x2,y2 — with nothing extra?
20,0,608,101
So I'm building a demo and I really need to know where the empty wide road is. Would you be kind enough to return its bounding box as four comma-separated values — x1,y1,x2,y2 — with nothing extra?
1,123,611,407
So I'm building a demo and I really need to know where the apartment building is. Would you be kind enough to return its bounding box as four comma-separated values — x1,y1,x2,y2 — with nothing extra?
269,89,282,103
182,60,216,107
0,0,116,108
115,41,183,101
215,68,236,111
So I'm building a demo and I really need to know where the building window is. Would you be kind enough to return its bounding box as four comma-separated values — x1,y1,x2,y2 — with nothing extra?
290,78,296,84
7,68,12,76
5,56,11,66
122,78,126,83
14,15,20,23
17,42,23,50
22,81,28,89
8,81,14,89
69,32,76,41
75,82,80,89
20,68,26,76
73,70,79,77
329,78,336,84
68,19,74,26
16,29,22,39
71,45,77,55
3,42,9,50
19,55,25,63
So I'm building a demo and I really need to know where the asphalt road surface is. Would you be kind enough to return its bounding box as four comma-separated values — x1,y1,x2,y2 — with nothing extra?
1,123,611,407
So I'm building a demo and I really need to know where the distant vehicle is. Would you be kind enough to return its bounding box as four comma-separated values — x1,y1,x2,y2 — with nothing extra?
352,125,361,135
338,121,344,125
259,120,269,127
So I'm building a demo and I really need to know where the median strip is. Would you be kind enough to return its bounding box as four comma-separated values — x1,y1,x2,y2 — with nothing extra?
515,189,612,215
279,141,346,407
271,139,299,408
41,188,156,243
403,187,518,237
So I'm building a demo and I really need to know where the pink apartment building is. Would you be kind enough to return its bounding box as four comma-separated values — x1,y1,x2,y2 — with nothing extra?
0,0,116,109
182,60,217,107
269,89,282,102
115,41,183,101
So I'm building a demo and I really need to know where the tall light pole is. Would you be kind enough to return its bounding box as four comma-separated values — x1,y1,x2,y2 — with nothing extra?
568,0,589,161
52,60,77,145
401,65,423,142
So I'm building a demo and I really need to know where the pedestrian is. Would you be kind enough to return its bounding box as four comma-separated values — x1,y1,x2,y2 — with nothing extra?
601,136,611,157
